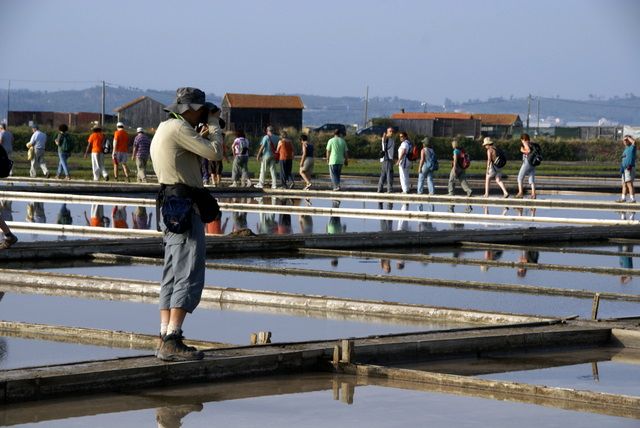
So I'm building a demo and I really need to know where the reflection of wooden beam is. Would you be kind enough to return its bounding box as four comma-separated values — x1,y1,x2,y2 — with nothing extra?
0,269,547,324
460,241,640,258
300,247,640,276
344,364,640,420
0,321,233,350
0,373,345,426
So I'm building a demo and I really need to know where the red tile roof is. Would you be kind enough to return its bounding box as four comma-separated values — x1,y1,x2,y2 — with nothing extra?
223,93,304,109
473,114,521,126
391,112,475,120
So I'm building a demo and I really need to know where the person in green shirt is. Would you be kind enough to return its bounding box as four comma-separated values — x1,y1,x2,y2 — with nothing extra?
325,129,348,191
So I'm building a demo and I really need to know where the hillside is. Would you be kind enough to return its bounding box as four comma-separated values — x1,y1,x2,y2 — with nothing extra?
1,87,638,126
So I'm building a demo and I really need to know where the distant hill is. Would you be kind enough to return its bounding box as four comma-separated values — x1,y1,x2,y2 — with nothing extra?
1,86,638,126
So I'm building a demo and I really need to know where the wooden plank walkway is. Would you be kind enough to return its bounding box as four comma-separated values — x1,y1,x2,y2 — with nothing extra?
3,224,640,262
0,322,614,404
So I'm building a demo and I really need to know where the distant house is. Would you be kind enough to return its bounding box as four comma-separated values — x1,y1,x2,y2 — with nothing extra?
221,93,304,135
8,111,114,130
474,114,522,138
113,96,166,129
390,112,481,138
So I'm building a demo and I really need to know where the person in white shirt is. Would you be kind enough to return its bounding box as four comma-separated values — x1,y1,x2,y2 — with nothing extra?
396,132,412,193
26,124,49,178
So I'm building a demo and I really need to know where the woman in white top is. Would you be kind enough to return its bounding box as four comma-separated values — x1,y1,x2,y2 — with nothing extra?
396,132,412,193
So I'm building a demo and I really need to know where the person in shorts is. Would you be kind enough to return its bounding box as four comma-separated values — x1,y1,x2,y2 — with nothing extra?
112,122,131,181
482,137,509,198
617,135,637,203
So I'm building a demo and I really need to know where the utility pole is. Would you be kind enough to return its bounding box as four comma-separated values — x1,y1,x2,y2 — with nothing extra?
101,80,106,127
363,85,369,128
6,80,10,126
526,94,531,133
536,97,540,135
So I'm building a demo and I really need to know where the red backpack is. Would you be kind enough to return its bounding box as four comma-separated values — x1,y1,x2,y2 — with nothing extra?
458,148,471,169
407,142,420,161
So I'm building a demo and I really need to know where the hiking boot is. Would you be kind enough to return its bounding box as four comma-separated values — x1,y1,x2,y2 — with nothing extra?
157,332,203,361
229,182,238,187
254,182,264,189
0,234,18,249
245,179,252,187
104,176,109,182
45,172,51,179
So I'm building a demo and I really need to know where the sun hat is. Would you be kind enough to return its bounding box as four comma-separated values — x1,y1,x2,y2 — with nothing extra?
136,127,144,133
116,122,124,128
482,137,494,146
164,87,209,114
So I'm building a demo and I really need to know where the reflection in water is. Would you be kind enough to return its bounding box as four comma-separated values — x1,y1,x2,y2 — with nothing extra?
617,210,636,221
0,200,13,221
480,249,504,272
132,206,153,230
299,214,313,234
277,213,292,235
56,203,73,225
85,205,110,227
517,250,540,278
156,403,203,428
378,202,393,232
26,202,46,223
112,206,128,229
205,215,227,235
396,203,410,232
619,244,634,284
327,200,346,234
380,258,391,273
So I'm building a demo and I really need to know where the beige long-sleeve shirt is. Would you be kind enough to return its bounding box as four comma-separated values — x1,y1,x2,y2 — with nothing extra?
150,118,221,188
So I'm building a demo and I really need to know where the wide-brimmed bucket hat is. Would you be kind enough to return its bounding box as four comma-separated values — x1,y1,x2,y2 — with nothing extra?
482,137,494,146
164,87,209,114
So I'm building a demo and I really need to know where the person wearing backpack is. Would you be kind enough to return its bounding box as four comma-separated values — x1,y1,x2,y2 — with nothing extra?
54,124,73,180
482,137,509,198
230,129,251,187
396,132,413,193
516,133,537,199
417,137,438,195
447,139,473,197
617,135,637,203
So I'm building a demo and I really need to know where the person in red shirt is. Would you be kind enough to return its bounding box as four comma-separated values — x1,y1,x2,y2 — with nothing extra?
112,122,131,181
276,130,295,188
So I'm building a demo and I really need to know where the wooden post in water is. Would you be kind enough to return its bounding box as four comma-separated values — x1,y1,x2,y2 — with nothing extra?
341,339,354,364
591,293,601,320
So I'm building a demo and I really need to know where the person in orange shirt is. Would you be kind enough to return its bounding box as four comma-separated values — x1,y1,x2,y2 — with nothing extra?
84,125,109,181
112,122,131,181
276,130,295,189
84,204,110,227
111,206,128,228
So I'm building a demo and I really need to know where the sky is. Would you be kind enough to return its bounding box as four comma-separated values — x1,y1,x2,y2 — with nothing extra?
1,0,639,103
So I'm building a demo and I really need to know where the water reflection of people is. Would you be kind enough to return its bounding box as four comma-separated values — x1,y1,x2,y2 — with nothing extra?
232,210,248,233
379,202,393,232
112,206,128,228
517,250,539,277
618,210,636,221
132,206,153,230
0,293,5,366
327,200,346,234
480,249,503,272
276,213,292,235
26,202,46,223
299,214,313,234
380,258,391,273
0,200,12,222
56,203,73,225
619,244,634,284
396,203,410,232
205,213,227,235
84,204,110,227
156,404,203,428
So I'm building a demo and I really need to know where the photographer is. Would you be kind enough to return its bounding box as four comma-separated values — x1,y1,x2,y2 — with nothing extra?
150,87,222,361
